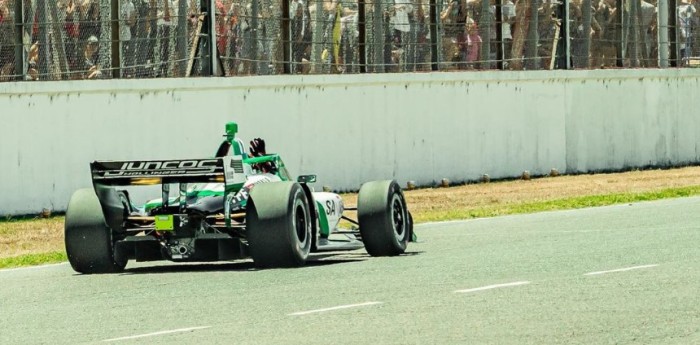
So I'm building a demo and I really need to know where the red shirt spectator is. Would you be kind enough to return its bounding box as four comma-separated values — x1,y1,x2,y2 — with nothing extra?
215,0,227,54
458,18,481,65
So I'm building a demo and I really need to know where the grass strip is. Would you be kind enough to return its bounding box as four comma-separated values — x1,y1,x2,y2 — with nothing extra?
0,251,67,270
414,185,700,223
3,185,700,270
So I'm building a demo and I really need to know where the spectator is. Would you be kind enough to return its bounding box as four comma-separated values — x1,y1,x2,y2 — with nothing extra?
414,0,431,71
501,0,516,66
592,0,617,67
569,0,586,67
82,35,103,79
458,17,481,68
134,0,156,77
171,0,190,76
339,5,359,72
536,0,559,69
121,0,137,77
290,0,311,73
60,0,81,76
156,0,186,76
80,0,101,41
0,0,14,77
215,0,227,55
677,0,697,64
0,0,8,25
225,1,242,75
440,0,468,67
389,0,412,49
26,41,39,80
0,62,12,81
639,0,656,66
156,0,173,76
236,1,254,75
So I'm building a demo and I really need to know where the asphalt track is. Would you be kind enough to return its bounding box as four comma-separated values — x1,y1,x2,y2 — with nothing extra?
1,197,699,344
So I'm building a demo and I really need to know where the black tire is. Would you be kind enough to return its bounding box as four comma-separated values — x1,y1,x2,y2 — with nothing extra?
358,180,409,256
64,188,127,274
407,211,414,242
246,182,312,268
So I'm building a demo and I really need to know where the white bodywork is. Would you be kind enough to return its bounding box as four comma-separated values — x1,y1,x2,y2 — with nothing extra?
312,192,344,236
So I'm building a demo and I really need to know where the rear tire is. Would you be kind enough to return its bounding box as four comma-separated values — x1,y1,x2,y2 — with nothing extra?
246,182,312,268
65,188,127,274
358,180,409,256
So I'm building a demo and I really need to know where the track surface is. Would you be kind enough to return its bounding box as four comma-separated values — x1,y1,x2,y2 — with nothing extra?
1,197,699,344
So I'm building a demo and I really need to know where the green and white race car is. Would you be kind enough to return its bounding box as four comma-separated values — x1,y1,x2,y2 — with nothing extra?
65,122,414,273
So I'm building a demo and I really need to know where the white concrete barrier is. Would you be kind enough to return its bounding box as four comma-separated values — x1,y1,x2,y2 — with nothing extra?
1,69,699,215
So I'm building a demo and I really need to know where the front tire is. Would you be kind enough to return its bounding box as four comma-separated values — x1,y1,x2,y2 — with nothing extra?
246,182,312,268
358,180,409,256
64,188,127,274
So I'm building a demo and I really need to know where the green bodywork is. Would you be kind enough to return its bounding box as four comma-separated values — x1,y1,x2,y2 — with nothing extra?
316,201,330,237
143,122,291,213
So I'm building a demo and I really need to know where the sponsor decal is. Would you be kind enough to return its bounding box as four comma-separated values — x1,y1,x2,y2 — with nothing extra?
230,159,244,174
96,160,220,178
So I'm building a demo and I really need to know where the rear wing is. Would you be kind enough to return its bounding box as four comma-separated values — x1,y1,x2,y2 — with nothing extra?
91,157,246,186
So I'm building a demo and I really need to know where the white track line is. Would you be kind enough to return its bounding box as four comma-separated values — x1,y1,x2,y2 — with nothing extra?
102,326,211,342
289,301,383,316
584,264,658,276
455,281,531,293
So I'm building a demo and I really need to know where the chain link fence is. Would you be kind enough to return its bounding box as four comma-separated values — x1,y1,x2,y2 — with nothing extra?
0,0,698,81
0,0,204,81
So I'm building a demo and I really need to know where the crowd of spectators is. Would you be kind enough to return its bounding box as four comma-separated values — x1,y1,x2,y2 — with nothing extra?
0,0,16,80
0,0,203,81
1,0,700,81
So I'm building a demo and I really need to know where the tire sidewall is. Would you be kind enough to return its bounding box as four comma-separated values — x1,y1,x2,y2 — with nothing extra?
289,186,312,260
387,182,409,251
64,188,126,274
358,180,410,256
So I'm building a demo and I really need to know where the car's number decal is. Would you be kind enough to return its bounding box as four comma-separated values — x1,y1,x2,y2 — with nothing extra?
326,200,336,216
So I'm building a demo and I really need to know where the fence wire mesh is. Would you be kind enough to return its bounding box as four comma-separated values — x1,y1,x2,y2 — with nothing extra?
219,0,284,75
1,0,699,82
121,0,202,78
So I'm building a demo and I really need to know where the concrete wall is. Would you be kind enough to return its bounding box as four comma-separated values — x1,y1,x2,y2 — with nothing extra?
2,69,700,215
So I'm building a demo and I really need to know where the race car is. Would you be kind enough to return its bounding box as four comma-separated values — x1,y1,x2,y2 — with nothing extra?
64,122,414,273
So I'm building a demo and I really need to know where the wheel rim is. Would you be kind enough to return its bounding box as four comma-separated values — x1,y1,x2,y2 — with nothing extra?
391,194,405,241
294,203,308,245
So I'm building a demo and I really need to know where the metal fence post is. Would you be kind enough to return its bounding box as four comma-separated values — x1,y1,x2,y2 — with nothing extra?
555,0,571,69
372,0,385,73
310,0,323,73
359,0,367,72
563,0,571,69
98,0,112,78
581,0,591,68
251,0,259,74
197,0,215,75
37,0,48,78
629,0,639,67
658,0,668,67
429,0,438,70
14,0,25,80
198,0,210,75
668,0,677,66
209,0,219,75
495,0,503,69
615,0,623,66
525,0,538,69
480,0,492,69
282,0,291,74
177,0,188,76
111,0,121,78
